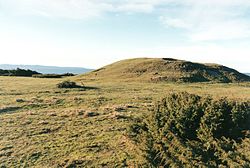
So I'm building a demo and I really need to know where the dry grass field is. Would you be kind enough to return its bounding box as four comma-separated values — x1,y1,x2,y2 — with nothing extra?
0,76,250,167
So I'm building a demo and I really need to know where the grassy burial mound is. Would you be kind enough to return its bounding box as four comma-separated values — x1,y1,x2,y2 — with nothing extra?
78,58,250,83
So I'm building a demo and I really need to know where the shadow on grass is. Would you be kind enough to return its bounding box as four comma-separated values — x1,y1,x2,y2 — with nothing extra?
55,86,99,94
81,86,99,90
59,85,99,91
0,106,22,114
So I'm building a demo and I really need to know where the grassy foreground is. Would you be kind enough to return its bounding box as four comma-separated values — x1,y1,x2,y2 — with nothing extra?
0,76,250,167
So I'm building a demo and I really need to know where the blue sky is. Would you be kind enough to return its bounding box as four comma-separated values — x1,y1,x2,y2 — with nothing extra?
0,0,250,72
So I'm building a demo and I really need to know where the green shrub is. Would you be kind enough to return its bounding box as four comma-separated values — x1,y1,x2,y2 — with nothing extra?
0,68,40,77
57,80,80,88
129,92,250,167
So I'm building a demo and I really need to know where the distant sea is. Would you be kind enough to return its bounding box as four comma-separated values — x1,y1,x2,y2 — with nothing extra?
0,64,93,74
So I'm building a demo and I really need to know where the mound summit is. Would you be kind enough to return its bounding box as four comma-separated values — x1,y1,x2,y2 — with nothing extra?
79,58,250,83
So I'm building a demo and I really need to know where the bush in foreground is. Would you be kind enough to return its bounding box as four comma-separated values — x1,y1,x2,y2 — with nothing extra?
129,92,250,167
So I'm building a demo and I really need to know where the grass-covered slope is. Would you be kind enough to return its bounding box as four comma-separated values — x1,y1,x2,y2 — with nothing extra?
78,58,250,83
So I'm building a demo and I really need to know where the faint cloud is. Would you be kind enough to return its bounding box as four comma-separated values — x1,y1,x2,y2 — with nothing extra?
115,3,154,13
0,0,113,19
190,20,250,41
159,0,250,41
159,17,193,29
1,0,250,41
0,0,178,19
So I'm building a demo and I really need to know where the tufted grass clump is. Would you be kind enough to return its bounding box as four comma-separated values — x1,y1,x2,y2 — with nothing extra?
128,92,250,167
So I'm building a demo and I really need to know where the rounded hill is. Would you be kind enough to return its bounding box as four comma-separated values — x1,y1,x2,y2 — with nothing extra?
77,58,250,83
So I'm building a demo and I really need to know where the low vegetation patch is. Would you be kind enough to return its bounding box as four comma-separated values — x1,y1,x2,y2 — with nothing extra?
32,73,75,78
0,68,40,77
129,92,250,167
57,80,81,88
56,81,98,91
